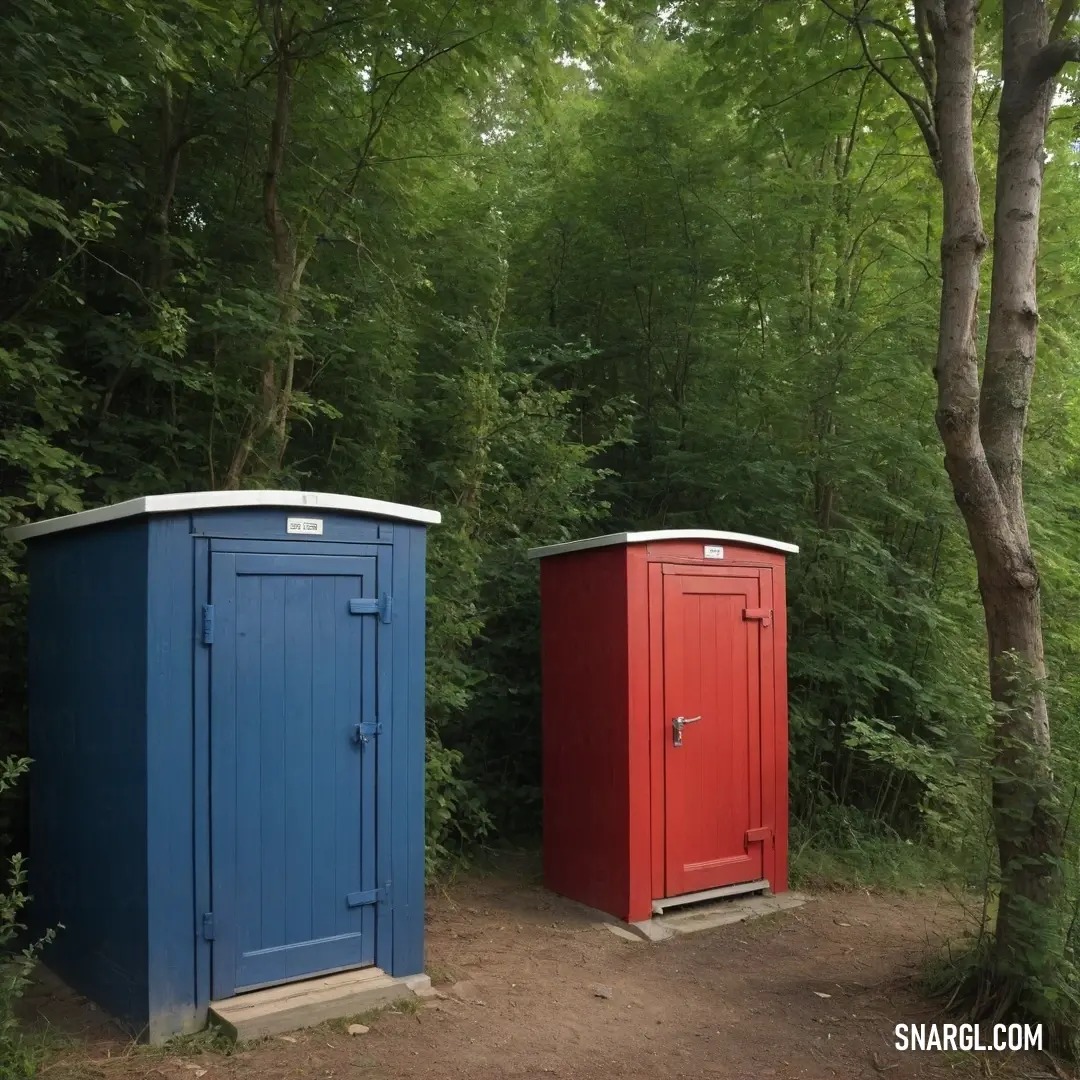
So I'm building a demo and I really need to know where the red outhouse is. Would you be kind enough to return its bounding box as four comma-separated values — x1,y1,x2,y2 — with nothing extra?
528,530,797,925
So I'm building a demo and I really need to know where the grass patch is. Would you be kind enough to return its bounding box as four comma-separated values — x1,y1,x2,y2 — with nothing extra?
321,995,423,1035
0,1030,57,1079
790,812,965,893
425,964,458,987
144,1024,239,1057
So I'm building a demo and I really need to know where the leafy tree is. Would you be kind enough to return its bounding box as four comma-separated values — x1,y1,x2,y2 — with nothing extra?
810,0,1080,1026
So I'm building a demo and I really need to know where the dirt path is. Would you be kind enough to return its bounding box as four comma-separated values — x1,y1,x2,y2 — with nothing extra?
31,859,1055,1080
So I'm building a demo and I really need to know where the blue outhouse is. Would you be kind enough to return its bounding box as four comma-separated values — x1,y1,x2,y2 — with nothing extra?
5,491,440,1042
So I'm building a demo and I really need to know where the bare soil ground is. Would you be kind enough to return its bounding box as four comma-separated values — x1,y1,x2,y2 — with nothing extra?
29,856,1063,1080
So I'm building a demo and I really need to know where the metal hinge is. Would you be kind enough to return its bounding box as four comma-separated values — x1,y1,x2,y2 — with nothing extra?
202,912,215,941
202,605,215,645
345,884,391,910
742,607,772,629
348,592,393,624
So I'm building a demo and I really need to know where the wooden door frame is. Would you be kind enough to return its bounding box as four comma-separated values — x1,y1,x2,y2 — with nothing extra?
199,539,394,1002
646,561,784,906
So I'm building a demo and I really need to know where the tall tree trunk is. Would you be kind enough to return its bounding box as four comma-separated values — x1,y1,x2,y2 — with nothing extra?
977,0,1068,1005
839,0,1080,1016
925,0,1074,1014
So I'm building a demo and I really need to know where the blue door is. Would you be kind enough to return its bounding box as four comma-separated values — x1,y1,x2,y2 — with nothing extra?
209,551,383,998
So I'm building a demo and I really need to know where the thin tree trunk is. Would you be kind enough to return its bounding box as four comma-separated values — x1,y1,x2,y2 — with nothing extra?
100,78,191,420
223,5,308,490
147,78,190,294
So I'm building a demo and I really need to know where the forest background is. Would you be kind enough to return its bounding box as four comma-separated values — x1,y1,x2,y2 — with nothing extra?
3,0,1080,1035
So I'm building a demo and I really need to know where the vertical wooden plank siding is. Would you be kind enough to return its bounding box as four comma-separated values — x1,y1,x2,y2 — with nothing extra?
28,523,151,1031
771,561,790,894
646,560,667,910
388,525,426,977
146,516,200,1039
539,547,631,919
192,535,212,1025
625,545,653,924
209,552,239,1000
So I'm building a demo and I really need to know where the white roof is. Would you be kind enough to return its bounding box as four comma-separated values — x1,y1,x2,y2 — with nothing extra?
527,529,798,560
4,490,441,541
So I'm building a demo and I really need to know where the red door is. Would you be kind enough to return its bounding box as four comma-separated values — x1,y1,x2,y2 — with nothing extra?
662,567,768,898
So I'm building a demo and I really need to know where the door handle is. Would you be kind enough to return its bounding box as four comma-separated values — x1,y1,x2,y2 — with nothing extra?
672,715,701,748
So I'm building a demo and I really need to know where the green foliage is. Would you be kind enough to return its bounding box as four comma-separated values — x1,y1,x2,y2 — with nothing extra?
424,740,492,874
413,299,631,853
791,805,967,894
842,715,988,854
0,757,59,1078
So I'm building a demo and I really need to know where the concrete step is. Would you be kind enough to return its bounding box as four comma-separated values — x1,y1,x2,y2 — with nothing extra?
630,891,811,941
210,967,432,1041
651,879,770,915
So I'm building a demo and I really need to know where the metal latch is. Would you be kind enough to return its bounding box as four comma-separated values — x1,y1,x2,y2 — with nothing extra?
345,886,390,908
742,608,773,629
350,722,382,747
348,593,393,624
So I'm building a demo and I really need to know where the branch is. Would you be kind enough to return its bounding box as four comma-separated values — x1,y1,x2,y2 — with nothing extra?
917,0,945,40
913,0,938,96
841,68,873,177
976,84,1001,128
1051,0,1078,42
865,15,934,99
820,0,941,173
342,28,490,198
1001,36,1080,119
759,63,865,108
367,29,488,91
852,15,940,169
1027,37,1080,86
